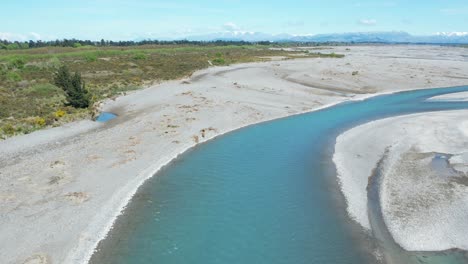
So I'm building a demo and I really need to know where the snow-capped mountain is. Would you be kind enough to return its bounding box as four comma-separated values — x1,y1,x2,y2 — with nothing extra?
185,31,468,44
436,32,468,37
186,31,291,42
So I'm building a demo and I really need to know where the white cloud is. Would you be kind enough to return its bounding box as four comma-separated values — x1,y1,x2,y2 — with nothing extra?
29,32,41,40
0,32,25,41
222,22,240,32
0,32,43,41
435,32,468,37
358,19,377,26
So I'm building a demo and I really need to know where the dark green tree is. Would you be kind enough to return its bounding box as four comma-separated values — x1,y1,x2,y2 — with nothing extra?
53,66,90,108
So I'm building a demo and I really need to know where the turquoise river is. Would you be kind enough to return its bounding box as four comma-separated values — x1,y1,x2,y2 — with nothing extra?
90,86,468,264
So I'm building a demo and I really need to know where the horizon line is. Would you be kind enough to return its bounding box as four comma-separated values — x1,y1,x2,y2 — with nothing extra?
2,30,468,42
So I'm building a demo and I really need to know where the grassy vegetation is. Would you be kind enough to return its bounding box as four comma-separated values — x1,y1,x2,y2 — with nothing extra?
0,44,343,139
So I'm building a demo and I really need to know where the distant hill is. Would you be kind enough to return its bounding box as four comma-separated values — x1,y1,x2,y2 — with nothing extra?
186,31,468,44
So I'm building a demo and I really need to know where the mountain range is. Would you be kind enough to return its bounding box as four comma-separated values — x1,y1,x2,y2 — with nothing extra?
185,31,468,44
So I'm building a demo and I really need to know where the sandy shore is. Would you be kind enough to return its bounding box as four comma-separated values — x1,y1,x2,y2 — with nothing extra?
1,45,468,264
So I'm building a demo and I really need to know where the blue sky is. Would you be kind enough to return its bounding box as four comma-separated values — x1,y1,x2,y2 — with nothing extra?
1,0,468,40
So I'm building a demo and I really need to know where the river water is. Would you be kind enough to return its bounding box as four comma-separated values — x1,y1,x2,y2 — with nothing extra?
90,86,468,264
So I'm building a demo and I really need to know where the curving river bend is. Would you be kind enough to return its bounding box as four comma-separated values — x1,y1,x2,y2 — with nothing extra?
91,86,468,264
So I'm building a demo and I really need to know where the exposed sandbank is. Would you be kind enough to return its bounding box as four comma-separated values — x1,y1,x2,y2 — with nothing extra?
334,110,468,251
428,91,468,102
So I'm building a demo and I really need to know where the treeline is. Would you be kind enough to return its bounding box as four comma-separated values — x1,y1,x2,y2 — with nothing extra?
0,39,275,50
3,39,460,50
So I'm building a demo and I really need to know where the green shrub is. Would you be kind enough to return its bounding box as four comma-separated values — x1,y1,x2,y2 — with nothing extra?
53,66,90,108
7,56,27,69
73,43,82,48
212,52,226,65
329,52,345,58
212,57,226,65
132,52,147,60
0,65,7,78
1,124,15,136
84,54,97,62
6,71,21,82
6,43,20,50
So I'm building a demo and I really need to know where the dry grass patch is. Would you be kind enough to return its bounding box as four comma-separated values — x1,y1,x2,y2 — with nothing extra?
0,44,343,139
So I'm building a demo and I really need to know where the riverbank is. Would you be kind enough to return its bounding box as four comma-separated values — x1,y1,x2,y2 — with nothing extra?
1,45,468,264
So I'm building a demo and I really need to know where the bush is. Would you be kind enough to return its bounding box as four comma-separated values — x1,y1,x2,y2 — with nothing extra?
53,66,90,108
329,52,345,58
6,43,20,50
7,56,27,69
34,117,46,127
84,54,97,62
132,52,147,60
212,57,225,65
6,72,22,82
0,66,6,80
54,110,66,118
1,124,15,136
73,43,82,48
